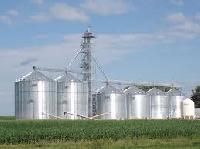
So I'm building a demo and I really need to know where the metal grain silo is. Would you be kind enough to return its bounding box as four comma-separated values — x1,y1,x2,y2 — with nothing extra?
96,85,127,120
148,88,169,119
15,70,57,119
124,86,150,119
182,98,195,119
56,73,88,119
15,81,20,119
168,88,185,119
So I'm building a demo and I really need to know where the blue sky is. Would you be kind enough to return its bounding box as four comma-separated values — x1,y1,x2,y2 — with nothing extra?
0,0,200,115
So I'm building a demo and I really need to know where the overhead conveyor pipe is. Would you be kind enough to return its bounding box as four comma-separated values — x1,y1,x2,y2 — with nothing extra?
32,66,82,74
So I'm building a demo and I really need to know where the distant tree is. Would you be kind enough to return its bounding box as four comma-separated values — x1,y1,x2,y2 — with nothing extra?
191,86,200,108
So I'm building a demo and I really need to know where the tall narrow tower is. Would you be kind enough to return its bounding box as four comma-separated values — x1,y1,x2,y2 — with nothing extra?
81,27,95,117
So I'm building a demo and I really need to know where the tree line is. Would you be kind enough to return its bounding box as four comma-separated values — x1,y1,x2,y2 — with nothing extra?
191,86,200,108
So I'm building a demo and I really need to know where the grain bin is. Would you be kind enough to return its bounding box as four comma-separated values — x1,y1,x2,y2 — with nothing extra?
96,84,127,120
15,81,20,119
124,86,150,119
168,88,185,119
56,73,88,119
15,70,57,119
148,88,169,119
182,98,195,119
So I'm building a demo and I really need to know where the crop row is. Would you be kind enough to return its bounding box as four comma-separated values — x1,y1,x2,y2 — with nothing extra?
0,120,199,144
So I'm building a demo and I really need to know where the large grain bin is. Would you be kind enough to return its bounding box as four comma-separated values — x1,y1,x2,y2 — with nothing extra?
168,88,185,119
56,73,88,119
96,85,127,120
124,86,150,119
15,70,57,119
148,88,169,119
182,98,195,119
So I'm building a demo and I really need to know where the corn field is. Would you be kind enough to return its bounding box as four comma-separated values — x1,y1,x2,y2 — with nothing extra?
0,119,199,144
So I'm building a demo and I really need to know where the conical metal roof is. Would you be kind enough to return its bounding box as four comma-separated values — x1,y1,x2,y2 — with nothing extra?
97,84,122,94
147,88,166,95
168,88,183,96
124,86,145,94
17,70,52,82
55,73,80,82
183,98,194,104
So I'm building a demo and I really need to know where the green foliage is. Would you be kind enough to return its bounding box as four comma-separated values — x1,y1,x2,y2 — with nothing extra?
1,138,200,149
195,86,200,93
191,86,200,108
0,120,199,144
0,116,15,120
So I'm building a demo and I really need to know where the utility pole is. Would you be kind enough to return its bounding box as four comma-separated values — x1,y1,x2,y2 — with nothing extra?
81,27,95,117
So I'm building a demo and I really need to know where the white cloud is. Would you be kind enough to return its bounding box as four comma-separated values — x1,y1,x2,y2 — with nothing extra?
31,0,45,5
6,10,19,17
0,32,159,75
0,9,19,25
30,3,89,23
36,34,49,39
170,0,184,6
167,12,187,24
0,30,194,72
50,3,89,22
30,14,50,22
48,31,197,64
81,0,131,16
0,15,12,24
167,12,200,37
30,0,130,23
195,13,200,21
1,12,200,75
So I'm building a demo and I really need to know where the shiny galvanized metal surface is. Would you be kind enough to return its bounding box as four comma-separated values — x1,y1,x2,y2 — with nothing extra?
15,71,57,119
168,89,185,119
56,73,88,119
96,85,127,120
148,88,169,119
124,86,150,119
15,82,20,119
